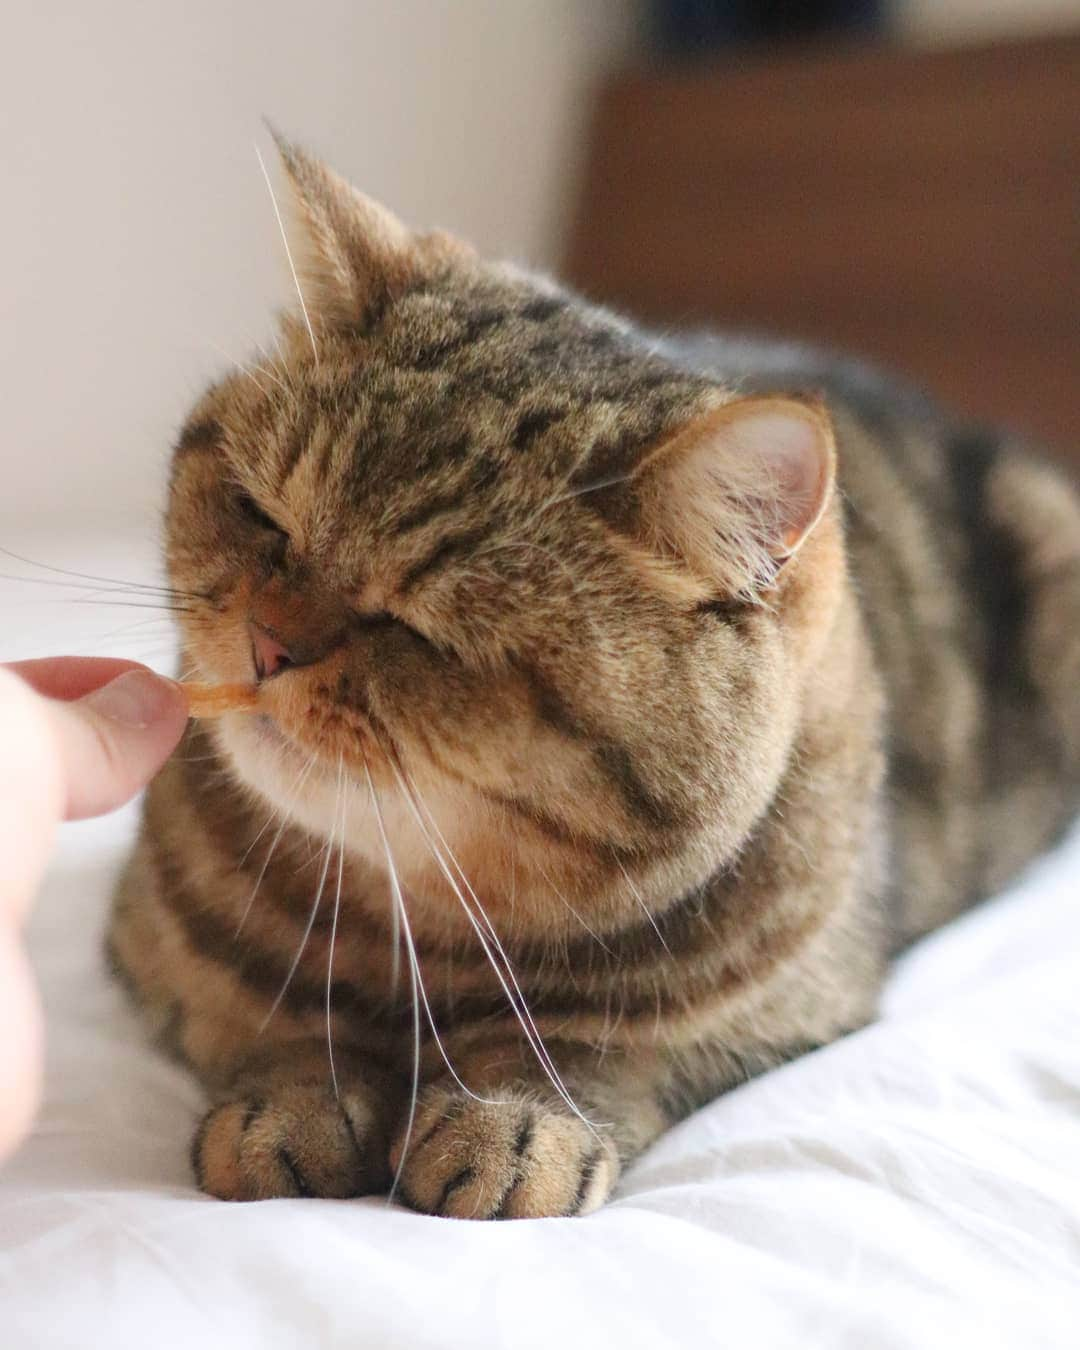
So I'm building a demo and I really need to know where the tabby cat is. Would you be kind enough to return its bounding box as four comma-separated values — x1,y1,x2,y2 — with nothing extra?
109,137,1080,1219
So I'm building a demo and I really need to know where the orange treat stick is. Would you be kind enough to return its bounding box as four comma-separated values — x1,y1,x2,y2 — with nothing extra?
182,681,260,718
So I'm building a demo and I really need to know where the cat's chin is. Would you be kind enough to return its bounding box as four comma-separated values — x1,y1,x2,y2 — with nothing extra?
225,712,313,778
213,711,442,871
217,713,341,828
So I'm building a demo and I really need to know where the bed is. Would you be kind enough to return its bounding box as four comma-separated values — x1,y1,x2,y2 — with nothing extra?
2,529,1078,1348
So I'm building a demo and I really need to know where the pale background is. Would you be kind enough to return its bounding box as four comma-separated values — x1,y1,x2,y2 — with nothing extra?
0,1,641,530
1,0,1077,532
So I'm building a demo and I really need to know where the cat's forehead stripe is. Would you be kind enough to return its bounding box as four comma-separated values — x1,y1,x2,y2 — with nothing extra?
512,407,568,453
391,488,478,538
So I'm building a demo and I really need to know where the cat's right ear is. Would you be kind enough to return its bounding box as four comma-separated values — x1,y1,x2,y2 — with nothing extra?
632,395,837,602
268,130,426,332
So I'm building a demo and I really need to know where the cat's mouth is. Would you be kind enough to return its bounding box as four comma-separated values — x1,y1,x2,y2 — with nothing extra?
244,688,391,783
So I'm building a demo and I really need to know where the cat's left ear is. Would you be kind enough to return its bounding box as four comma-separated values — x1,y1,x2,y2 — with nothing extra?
269,130,461,332
634,395,837,600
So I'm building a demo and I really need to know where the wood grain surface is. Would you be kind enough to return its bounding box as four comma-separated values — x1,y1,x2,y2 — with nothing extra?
565,34,1080,456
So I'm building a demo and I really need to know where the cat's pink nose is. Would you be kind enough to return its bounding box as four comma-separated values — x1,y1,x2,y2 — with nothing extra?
249,623,294,682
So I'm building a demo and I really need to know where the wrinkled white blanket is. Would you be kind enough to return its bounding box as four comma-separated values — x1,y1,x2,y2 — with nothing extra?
2,531,1078,1349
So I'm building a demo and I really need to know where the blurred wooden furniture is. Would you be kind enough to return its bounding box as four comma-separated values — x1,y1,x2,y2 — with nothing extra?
566,33,1080,454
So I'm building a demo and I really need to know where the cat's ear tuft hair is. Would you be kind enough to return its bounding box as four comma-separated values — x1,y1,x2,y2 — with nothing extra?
267,128,418,332
636,396,837,600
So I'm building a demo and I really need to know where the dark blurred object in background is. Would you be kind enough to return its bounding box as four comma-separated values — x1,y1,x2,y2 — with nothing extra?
651,0,885,54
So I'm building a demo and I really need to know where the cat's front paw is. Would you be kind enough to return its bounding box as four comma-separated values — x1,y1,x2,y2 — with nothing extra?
193,1081,388,1201
390,1085,619,1220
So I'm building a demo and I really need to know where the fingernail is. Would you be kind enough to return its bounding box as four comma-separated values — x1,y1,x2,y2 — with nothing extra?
82,671,180,728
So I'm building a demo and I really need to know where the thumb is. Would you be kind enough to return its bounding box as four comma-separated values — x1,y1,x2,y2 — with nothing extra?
45,670,189,819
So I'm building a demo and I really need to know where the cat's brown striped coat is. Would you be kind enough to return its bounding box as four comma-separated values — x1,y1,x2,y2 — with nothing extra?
109,139,1080,1218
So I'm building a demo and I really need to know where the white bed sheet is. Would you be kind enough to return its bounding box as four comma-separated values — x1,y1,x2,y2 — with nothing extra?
1,529,1078,1349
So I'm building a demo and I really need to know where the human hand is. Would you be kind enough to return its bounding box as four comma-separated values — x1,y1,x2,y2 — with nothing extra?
0,658,188,1162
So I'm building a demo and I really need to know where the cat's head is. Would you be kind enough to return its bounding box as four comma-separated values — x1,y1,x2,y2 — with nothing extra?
167,136,842,934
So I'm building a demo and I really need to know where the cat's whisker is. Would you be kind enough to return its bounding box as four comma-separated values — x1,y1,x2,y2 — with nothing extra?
204,339,287,404
72,616,180,658
258,790,337,1033
65,598,198,614
325,752,346,1099
255,142,319,368
235,752,319,939
88,614,178,639
491,537,587,595
362,757,508,1198
599,985,627,1057
0,573,207,612
268,329,301,398
0,571,167,600
0,544,209,601
0,577,204,618
238,766,300,871
80,584,171,606
237,801,284,872
4,588,201,620
386,799,402,998
614,856,673,958
389,757,593,1135
534,859,615,957
363,757,422,1205
525,471,637,527
250,337,298,404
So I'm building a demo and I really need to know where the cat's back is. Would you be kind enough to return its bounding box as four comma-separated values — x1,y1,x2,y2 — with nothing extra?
668,331,1080,940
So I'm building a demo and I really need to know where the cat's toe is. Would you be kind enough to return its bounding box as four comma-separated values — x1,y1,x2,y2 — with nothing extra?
391,1086,618,1220
193,1082,387,1201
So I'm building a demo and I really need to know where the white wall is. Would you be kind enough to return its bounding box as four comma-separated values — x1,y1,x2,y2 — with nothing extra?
0,1,640,529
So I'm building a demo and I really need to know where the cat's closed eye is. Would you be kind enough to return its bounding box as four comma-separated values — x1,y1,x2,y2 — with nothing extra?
349,609,400,629
349,607,434,649
235,490,285,537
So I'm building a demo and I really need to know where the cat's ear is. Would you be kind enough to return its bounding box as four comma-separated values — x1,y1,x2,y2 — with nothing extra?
635,396,836,600
268,130,419,331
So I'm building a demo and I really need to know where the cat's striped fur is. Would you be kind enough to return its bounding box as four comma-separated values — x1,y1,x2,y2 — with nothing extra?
109,140,1080,1217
